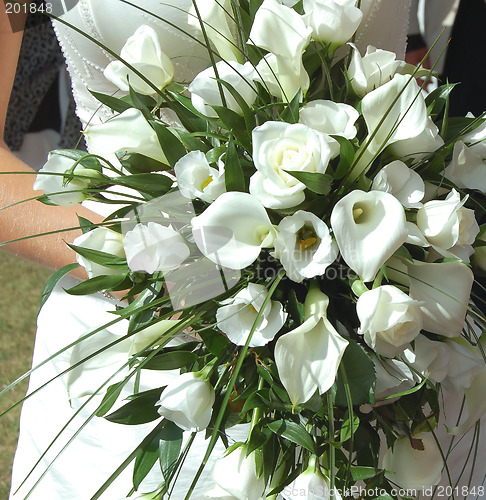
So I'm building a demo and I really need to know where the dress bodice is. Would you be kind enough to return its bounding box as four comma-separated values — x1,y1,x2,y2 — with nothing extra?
52,0,412,127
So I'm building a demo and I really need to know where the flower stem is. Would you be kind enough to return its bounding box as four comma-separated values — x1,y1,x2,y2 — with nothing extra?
326,391,336,500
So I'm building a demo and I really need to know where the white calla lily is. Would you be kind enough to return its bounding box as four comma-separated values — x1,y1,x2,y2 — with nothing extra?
330,190,407,282
387,258,474,337
216,283,287,347
188,0,241,62
123,222,190,274
275,287,348,407
383,432,442,490
371,160,425,209
191,192,276,269
103,25,174,95
360,74,427,164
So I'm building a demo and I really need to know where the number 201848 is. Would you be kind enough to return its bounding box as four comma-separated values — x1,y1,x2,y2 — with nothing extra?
4,2,53,14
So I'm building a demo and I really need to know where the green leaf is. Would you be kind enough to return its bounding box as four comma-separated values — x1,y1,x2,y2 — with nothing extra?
164,91,208,132
287,171,333,195
425,83,458,119
340,410,360,443
150,121,187,167
122,153,171,173
206,146,226,165
89,90,132,113
159,421,183,482
67,243,127,269
335,340,375,406
40,263,80,309
279,91,301,124
332,135,356,179
96,383,125,417
111,173,173,194
199,329,230,356
128,85,156,120
105,388,162,425
267,420,315,453
50,149,104,172
77,216,97,234
350,466,381,481
143,351,197,370
65,274,129,296
213,106,251,151
225,136,246,192
287,289,304,326
133,429,160,489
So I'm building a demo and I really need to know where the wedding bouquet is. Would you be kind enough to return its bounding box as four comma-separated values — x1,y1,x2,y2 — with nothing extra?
8,0,486,498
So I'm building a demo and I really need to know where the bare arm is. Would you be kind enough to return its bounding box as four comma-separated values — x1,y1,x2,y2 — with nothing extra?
0,7,97,280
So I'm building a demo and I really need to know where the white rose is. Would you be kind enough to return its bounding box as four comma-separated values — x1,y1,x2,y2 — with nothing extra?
157,371,215,432
330,190,407,282
84,108,167,163
103,25,174,95
123,222,190,274
272,210,338,283
211,445,266,500
444,140,486,193
188,0,241,62
357,285,423,357
404,335,483,393
189,61,257,118
299,100,359,158
249,121,331,209
416,189,480,262
254,52,310,103
73,227,125,278
216,283,286,347
249,0,312,62
348,44,402,97
387,258,474,338
383,432,442,490
390,117,444,161
303,0,363,47
174,151,225,203
371,160,425,209
33,152,103,207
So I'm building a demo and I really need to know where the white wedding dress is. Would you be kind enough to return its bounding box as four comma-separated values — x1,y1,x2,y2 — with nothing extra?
11,1,484,499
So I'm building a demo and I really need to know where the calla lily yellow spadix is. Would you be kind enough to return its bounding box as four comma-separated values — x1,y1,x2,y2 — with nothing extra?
330,190,407,282
275,285,348,408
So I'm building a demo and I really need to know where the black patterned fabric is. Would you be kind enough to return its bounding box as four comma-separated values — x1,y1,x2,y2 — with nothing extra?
4,18,82,151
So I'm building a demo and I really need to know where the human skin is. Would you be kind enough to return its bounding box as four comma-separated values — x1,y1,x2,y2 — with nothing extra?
0,6,101,282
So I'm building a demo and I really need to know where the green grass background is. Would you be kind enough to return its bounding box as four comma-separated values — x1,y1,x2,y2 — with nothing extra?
0,251,51,498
